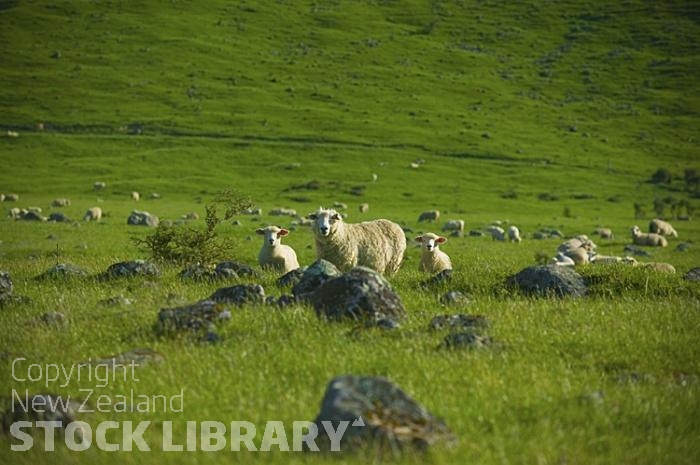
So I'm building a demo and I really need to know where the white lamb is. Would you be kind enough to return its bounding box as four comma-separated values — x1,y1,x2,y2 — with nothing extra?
308,207,406,275
415,233,452,274
417,210,440,223
631,226,667,247
507,225,522,243
256,226,300,274
83,206,102,222
131,191,140,201
649,218,678,238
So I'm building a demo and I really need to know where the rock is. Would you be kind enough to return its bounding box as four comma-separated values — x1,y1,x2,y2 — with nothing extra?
428,314,489,331
277,266,307,287
311,375,454,453
99,295,133,307
215,261,258,278
439,291,470,306
48,212,72,222
21,210,44,221
36,263,89,280
441,331,493,349
292,259,341,298
156,300,231,333
624,245,652,257
506,265,587,298
83,348,164,367
310,267,405,322
0,271,13,303
675,242,691,252
101,260,160,279
684,267,700,282
179,263,237,281
421,269,453,287
468,230,484,237
449,230,464,238
276,294,298,308
127,210,159,227
37,312,66,325
209,284,265,306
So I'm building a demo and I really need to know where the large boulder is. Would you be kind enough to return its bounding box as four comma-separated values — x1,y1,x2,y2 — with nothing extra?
101,260,160,279
127,210,159,227
506,265,587,298
292,259,341,298
209,284,265,306
311,375,454,453
310,267,405,322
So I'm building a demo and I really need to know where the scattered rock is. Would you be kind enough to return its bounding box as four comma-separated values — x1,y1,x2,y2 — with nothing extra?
179,263,237,281
441,331,493,350
156,300,231,333
439,291,470,306
215,261,258,278
0,271,13,303
127,210,159,227
101,260,160,279
209,284,265,306
421,269,453,287
310,375,454,453
428,314,489,331
36,263,89,280
468,230,484,237
292,259,341,298
506,265,587,298
675,242,691,252
277,267,307,287
99,295,133,307
684,267,700,282
624,245,652,257
48,212,72,222
310,267,405,322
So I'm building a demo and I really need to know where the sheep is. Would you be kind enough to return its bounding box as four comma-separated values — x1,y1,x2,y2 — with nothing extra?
0,194,4,202
593,227,614,239
637,262,676,273
7,207,21,219
551,252,575,266
256,225,300,274
359,203,369,214
589,253,638,265
131,191,140,201
563,247,590,265
415,233,452,274
93,182,106,191
7,130,19,137
417,210,440,223
487,226,505,241
649,218,678,238
4,193,18,202
631,226,667,247
83,206,102,222
507,225,522,243
558,235,596,253
51,198,71,207
442,219,465,234
269,207,297,217
308,207,406,275
242,207,262,215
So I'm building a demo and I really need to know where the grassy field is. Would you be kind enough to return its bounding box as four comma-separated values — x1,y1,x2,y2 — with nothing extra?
1,0,700,464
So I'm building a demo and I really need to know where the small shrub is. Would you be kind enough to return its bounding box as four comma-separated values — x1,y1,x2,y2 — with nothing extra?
650,168,673,184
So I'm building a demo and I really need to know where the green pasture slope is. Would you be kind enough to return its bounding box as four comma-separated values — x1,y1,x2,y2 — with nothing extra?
1,0,699,463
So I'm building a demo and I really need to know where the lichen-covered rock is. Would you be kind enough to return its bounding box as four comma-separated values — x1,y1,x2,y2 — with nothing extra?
439,291,470,306
310,267,405,322
215,261,258,278
684,267,700,282
506,265,587,298
127,210,159,227
48,212,72,222
156,300,231,333
101,260,160,279
209,284,265,306
36,263,89,280
277,266,307,288
292,259,341,298
0,271,13,303
428,314,489,332
311,375,455,453
441,331,493,350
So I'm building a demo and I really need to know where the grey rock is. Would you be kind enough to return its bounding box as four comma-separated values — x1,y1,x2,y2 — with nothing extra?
102,260,160,279
127,210,159,227
311,375,454,453
506,265,587,298
439,291,470,306
429,314,489,331
21,211,44,221
48,212,72,222
468,230,484,237
624,245,652,257
209,284,265,306
675,242,691,252
38,312,66,325
156,300,231,333
441,331,493,350
292,259,341,298
179,263,238,281
36,263,89,280
277,266,307,287
684,267,700,282
0,271,13,302
215,261,259,278
310,267,405,322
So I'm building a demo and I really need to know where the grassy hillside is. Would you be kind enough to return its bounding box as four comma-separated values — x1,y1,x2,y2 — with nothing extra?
1,1,699,464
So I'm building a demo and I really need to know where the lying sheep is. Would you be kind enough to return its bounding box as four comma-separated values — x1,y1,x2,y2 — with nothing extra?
308,207,406,275
558,235,597,253
415,233,452,274
563,247,590,265
551,252,575,266
487,226,505,241
631,226,667,247
442,219,465,234
593,227,614,239
131,191,140,201
589,253,637,265
417,210,440,223
256,226,300,274
649,218,678,238
507,225,522,243
51,198,70,207
7,207,21,219
83,206,102,222
637,262,676,273
359,203,369,214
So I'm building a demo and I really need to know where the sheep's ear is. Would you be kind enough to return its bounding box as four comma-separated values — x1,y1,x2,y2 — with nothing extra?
436,236,447,244
255,228,266,235
307,213,318,220
414,236,423,243
278,229,289,237
331,213,341,220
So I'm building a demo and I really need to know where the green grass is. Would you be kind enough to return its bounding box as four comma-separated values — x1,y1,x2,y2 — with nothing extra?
1,0,700,464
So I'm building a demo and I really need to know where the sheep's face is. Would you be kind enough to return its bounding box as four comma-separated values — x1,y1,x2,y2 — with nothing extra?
256,227,288,246
308,208,341,237
415,234,446,252
631,226,641,236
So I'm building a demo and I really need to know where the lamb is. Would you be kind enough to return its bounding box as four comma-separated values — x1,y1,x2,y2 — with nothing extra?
83,206,102,222
131,191,140,201
637,262,676,273
631,226,667,247
507,225,522,243
417,210,440,223
415,233,452,274
256,226,300,274
558,235,596,253
359,203,369,214
442,219,465,234
487,226,505,241
649,218,678,238
593,227,614,239
308,207,406,275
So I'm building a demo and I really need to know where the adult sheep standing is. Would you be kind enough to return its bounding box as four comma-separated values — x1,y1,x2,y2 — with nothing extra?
308,207,406,275
256,225,300,274
84,206,102,222
417,210,440,223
